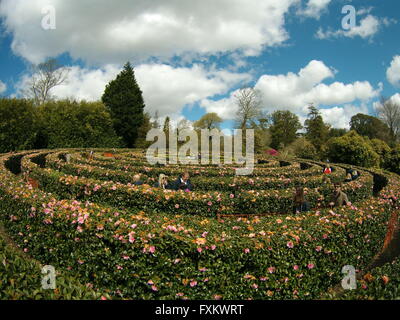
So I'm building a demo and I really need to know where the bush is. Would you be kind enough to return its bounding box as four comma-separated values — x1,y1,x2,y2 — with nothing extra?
285,138,318,160
326,131,380,168
36,100,122,148
383,145,400,175
0,98,38,153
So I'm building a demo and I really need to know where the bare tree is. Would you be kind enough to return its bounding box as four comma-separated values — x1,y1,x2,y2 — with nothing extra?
234,87,262,129
25,58,69,106
376,96,400,142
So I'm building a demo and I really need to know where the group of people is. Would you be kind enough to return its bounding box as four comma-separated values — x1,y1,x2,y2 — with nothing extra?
132,171,194,192
292,183,350,214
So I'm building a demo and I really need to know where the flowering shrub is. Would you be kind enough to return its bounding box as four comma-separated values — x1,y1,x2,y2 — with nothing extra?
0,149,398,300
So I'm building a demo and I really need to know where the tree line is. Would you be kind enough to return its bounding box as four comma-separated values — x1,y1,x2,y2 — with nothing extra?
1,60,400,175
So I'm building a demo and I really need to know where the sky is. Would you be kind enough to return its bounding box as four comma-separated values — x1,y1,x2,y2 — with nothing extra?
0,0,400,131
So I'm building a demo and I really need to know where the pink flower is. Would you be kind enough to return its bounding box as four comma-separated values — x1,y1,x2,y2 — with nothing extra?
199,267,208,272
251,283,258,289
211,245,216,250
116,265,123,270
244,248,250,253
323,234,328,239
214,295,222,300
130,224,137,229
268,267,276,274
175,204,180,209
207,201,212,206
100,296,107,300
230,194,235,198
149,246,156,253
151,285,158,291
293,265,299,271
77,259,84,264
307,263,315,269
176,293,184,297
122,255,130,260
287,241,294,248
128,232,135,243
315,246,322,252
190,281,197,287
197,247,202,253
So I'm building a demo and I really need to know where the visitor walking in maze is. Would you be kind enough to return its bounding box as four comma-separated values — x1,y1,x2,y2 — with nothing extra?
154,174,171,190
292,186,310,214
171,171,194,191
133,174,144,186
345,172,353,183
329,183,350,207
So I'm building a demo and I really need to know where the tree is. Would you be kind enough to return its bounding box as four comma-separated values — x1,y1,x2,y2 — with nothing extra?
328,128,348,138
25,58,69,106
369,138,391,167
350,113,391,143
193,113,222,130
304,104,330,154
376,96,400,143
135,112,153,148
326,130,380,167
269,110,302,150
384,145,400,175
0,98,38,152
234,87,262,129
151,110,161,129
102,62,145,148
285,137,318,160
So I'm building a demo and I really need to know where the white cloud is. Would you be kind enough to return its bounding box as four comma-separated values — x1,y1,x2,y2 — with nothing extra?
0,0,299,65
316,15,381,40
200,60,379,126
297,0,331,19
0,81,6,94
389,93,400,105
387,56,400,87
319,103,369,129
15,63,250,118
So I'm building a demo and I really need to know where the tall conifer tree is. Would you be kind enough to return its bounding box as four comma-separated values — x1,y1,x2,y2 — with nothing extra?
102,62,145,147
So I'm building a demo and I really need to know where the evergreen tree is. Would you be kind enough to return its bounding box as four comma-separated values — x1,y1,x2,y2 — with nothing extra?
102,62,145,148
304,104,330,154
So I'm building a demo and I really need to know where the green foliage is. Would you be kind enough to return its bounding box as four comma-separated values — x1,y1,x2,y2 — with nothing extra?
326,131,380,168
285,137,319,160
304,105,330,154
350,113,391,143
135,113,153,149
193,113,222,130
36,100,121,148
269,110,302,150
383,145,400,175
0,98,38,153
102,62,145,147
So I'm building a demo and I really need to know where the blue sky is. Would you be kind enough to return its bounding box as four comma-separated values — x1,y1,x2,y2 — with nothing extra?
1,0,399,130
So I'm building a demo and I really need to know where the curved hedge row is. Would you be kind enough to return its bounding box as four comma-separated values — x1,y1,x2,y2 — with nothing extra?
0,149,398,300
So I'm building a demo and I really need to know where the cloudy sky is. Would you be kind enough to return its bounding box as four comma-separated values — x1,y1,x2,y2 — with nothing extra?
0,0,399,130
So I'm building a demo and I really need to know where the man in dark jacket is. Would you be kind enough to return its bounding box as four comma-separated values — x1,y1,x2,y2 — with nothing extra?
171,172,194,191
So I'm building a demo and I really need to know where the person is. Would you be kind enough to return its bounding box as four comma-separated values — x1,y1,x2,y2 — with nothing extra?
153,174,170,189
323,164,332,174
344,172,353,183
133,174,144,186
351,169,360,180
88,150,94,161
171,171,194,191
292,186,310,214
329,183,350,207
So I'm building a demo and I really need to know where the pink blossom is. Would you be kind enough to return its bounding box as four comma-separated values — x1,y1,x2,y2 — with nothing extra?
268,267,276,273
251,283,258,289
211,245,216,250
293,265,299,271
207,201,212,206
230,194,235,198
190,281,197,287
197,247,203,253
151,285,158,291
315,246,322,252
149,246,156,253
130,224,137,229
244,248,250,253
128,232,135,243
287,241,294,248
175,204,180,209
307,263,315,269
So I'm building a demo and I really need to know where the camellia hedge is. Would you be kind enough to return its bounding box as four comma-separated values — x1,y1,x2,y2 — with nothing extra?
0,149,399,300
